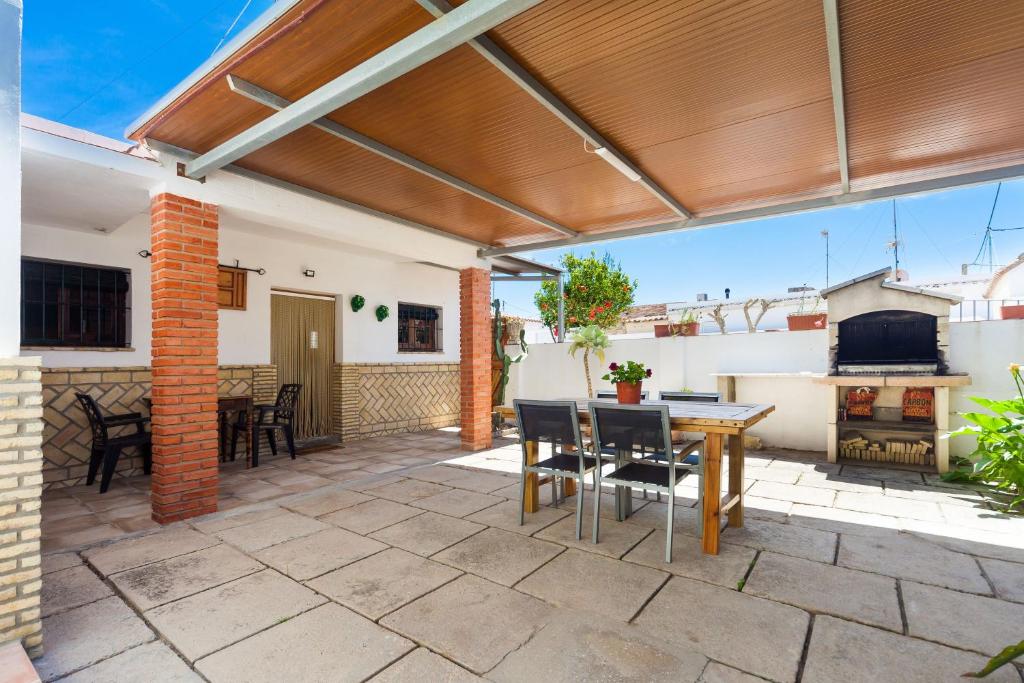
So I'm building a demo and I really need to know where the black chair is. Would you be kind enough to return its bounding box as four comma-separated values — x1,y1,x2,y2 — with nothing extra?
653,391,721,528
248,384,301,466
589,403,693,562
514,399,597,540
76,393,151,494
596,389,648,400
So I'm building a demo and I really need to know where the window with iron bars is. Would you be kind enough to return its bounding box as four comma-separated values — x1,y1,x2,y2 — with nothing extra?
398,303,442,352
21,258,131,348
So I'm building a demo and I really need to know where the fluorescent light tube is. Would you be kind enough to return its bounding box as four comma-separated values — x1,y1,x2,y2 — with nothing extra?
594,147,641,182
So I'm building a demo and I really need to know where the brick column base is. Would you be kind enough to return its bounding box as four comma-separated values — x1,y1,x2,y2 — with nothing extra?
0,357,43,658
149,193,219,523
459,268,492,451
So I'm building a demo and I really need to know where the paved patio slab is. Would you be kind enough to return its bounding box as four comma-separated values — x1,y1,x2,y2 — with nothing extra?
441,470,518,494
370,479,452,503
537,514,653,559
321,498,424,535
720,518,838,563
745,480,836,507
698,662,767,682
979,557,1024,603
381,574,552,675
110,543,263,611
744,552,902,631
146,570,326,662
60,642,200,683
517,548,668,621
41,552,81,575
189,505,287,534
410,489,504,518
432,527,563,587
83,526,218,576
405,465,474,483
370,511,484,557
212,510,329,552
837,533,991,594
35,597,154,682
41,565,113,618
802,615,1019,683
739,495,792,522
464,498,570,535
369,647,482,682
488,612,707,682
620,499,701,533
279,487,374,517
308,547,461,619
902,580,1024,656
254,527,387,581
841,465,926,483
196,603,413,683
834,491,944,522
634,577,809,683
622,533,756,589
787,503,902,536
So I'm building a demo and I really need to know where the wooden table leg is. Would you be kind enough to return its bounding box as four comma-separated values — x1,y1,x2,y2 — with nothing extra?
727,433,745,529
702,433,724,555
561,442,578,497
523,439,539,514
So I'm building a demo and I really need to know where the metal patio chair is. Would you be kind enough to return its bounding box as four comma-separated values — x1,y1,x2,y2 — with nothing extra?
595,389,649,400
76,393,151,494
514,399,597,540
589,402,693,562
248,384,301,466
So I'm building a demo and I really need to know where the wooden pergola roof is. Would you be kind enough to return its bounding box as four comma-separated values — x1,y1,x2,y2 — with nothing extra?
129,0,1024,257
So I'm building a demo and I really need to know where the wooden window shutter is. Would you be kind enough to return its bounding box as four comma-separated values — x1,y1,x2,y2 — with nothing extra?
217,266,247,310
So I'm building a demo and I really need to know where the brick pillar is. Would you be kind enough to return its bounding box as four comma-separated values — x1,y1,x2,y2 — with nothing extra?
0,357,44,657
149,193,219,523
459,268,492,451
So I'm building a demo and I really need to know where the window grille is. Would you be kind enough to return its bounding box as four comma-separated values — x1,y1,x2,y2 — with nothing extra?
398,303,441,352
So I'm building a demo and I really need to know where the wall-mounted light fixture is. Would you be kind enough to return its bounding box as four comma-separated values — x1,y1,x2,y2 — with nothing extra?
138,250,152,258
302,268,316,278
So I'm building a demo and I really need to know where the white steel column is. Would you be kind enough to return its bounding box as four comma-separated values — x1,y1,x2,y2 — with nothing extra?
0,0,22,355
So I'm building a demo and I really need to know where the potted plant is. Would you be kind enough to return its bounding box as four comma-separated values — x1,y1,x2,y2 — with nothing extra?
787,295,827,331
602,361,652,404
502,315,525,345
1001,304,1024,320
568,325,611,399
656,309,701,337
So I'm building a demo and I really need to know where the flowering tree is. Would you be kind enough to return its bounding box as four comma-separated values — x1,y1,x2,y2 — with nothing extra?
534,252,637,340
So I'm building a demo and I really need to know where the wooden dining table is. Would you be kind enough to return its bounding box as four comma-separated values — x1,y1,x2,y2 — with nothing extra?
499,398,775,555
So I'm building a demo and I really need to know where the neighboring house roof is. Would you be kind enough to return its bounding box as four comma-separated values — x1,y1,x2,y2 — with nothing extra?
622,304,668,323
984,252,1024,298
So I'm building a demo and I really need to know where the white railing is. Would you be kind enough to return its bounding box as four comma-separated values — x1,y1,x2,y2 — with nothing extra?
950,299,1022,322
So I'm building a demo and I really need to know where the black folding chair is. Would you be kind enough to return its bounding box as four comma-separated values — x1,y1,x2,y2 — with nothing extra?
589,403,693,562
514,399,597,540
248,384,301,466
76,393,151,493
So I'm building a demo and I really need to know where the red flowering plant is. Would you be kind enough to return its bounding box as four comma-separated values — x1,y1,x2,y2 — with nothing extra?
534,252,637,341
601,361,652,385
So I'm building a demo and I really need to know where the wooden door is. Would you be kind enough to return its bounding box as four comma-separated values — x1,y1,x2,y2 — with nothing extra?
270,293,336,440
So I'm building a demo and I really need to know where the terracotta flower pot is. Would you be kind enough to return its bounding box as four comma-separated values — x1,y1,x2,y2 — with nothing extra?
655,323,699,337
787,313,827,331
616,381,643,404
653,324,671,338
1000,305,1024,320
678,321,700,336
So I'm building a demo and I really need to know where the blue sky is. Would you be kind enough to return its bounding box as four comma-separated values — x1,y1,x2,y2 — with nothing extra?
21,1,1024,318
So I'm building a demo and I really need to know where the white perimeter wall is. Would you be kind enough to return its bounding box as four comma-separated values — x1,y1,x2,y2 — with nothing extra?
21,217,460,367
506,321,1024,457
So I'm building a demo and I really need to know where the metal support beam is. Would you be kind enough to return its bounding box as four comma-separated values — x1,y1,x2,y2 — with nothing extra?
227,75,576,237
416,0,691,220
556,272,565,343
823,0,849,193
477,161,1024,257
489,275,557,282
185,0,543,179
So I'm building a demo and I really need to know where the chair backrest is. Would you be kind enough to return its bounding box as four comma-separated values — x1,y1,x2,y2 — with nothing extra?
513,400,583,452
75,392,108,444
658,391,721,403
595,390,649,400
589,403,672,457
276,384,302,411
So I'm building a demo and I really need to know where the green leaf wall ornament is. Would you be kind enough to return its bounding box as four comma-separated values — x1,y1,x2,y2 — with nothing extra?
350,295,365,312
375,304,390,322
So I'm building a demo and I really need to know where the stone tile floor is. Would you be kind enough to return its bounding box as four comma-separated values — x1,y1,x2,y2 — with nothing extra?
37,429,1024,682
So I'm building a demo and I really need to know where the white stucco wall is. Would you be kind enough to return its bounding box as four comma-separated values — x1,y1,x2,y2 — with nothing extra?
0,0,22,356
21,217,460,367
506,321,1024,456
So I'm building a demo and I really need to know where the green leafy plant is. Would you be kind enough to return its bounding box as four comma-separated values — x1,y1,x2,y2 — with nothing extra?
492,300,528,406
677,308,700,325
964,640,1024,678
350,294,365,312
567,325,610,399
942,363,1024,510
534,252,637,340
375,304,390,322
602,361,652,385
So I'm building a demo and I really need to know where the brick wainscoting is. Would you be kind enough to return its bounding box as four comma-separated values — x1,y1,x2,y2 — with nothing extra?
40,365,275,489
0,357,44,657
337,363,459,441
